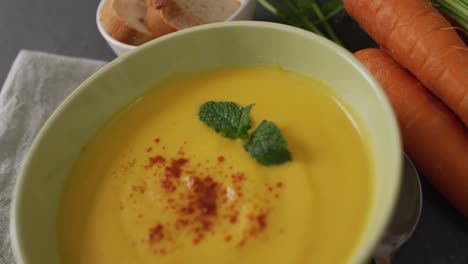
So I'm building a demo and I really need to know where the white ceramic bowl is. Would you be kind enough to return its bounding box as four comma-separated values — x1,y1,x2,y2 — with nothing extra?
11,22,401,264
96,0,257,56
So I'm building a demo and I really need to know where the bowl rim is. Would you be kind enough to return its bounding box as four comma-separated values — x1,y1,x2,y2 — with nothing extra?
95,0,256,51
11,21,401,264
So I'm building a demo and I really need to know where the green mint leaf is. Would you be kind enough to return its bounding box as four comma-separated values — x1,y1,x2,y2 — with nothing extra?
238,104,254,138
199,101,253,139
244,120,292,165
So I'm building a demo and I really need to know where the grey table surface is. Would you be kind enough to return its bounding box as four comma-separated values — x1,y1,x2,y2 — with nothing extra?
0,0,467,263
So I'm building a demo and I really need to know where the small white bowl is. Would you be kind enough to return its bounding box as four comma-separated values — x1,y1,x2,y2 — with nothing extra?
96,0,257,56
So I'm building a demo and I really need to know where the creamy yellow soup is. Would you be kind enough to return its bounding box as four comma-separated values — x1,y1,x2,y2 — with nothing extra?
59,67,373,264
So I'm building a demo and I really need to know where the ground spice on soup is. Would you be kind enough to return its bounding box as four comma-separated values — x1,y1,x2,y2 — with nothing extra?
124,138,282,255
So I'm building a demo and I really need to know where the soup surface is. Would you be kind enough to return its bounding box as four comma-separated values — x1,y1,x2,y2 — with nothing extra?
59,67,373,264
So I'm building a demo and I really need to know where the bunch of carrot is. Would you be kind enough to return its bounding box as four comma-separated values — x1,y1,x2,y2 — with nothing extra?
344,0,468,217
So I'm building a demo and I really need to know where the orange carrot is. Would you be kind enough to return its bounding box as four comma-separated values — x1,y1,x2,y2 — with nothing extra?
354,49,468,217
354,48,468,217
344,0,468,126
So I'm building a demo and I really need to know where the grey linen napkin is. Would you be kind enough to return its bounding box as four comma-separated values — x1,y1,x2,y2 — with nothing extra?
0,50,106,263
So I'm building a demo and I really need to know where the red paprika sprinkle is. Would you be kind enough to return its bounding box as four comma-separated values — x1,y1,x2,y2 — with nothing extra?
131,185,145,194
175,219,189,229
161,177,176,192
192,176,218,215
148,155,166,167
229,214,238,224
148,224,164,244
193,234,204,245
136,142,278,253
257,213,267,229
165,158,188,178
201,220,213,231
154,138,160,143
237,239,246,248
146,147,153,152
180,206,195,215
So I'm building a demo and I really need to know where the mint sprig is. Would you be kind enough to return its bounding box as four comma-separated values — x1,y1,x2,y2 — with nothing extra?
199,101,292,166
244,120,292,166
199,101,253,139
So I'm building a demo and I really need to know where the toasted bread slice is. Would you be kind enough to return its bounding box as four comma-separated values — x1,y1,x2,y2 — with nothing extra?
144,0,177,36
145,0,203,36
100,0,155,45
175,0,240,22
